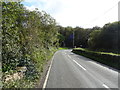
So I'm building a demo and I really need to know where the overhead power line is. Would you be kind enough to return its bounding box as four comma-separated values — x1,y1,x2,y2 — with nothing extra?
90,3,118,23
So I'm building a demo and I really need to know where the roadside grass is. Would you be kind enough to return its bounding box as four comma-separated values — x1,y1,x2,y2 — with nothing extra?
74,48,120,56
58,47,69,50
72,48,120,70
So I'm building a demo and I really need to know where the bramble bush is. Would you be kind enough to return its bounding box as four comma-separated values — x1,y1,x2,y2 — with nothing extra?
2,2,59,88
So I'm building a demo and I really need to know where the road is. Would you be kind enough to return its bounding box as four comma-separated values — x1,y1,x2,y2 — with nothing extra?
45,50,119,89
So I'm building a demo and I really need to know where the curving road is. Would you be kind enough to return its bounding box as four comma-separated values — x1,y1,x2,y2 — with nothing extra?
45,50,119,89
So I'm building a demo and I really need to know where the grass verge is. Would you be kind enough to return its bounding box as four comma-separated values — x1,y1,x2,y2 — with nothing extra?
58,47,69,50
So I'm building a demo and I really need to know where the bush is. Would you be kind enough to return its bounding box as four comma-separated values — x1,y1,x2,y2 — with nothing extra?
2,2,59,88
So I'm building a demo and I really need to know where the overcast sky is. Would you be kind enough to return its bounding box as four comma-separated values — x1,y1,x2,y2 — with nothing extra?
22,0,119,28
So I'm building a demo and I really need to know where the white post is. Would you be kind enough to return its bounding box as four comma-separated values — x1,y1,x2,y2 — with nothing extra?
118,1,120,21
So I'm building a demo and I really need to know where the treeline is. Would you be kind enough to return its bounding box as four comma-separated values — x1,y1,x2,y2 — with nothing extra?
1,1,120,88
2,2,58,87
58,22,120,53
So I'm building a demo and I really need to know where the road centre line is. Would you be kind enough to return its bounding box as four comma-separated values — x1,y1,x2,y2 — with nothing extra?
103,84,110,89
67,54,86,71
68,55,71,59
67,51,112,89
73,60,86,71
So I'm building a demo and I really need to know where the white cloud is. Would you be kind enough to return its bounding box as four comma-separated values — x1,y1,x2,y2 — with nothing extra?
25,5,36,11
23,0,120,28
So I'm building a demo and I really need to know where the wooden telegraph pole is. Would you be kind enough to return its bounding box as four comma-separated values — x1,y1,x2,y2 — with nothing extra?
118,1,120,21
73,30,74,48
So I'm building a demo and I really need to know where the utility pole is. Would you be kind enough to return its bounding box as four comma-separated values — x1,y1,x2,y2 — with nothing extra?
73,30,74,48
118,1,120,21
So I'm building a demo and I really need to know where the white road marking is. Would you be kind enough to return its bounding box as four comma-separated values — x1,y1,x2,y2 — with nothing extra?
42,52,55,89
73,60,86,71
103,84,110,89
76,54,118,74
68,55,71,59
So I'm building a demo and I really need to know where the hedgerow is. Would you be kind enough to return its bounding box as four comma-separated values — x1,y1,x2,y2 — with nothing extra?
2,2,59,88
72,48,120,70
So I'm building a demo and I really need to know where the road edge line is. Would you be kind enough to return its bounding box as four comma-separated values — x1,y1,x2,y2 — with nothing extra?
42,52,55,89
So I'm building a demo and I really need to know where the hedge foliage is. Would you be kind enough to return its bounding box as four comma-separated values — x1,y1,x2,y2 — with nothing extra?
72,48,120,70
2,2,59,88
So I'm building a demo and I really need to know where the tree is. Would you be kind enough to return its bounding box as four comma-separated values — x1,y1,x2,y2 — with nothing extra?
2,2,59,72
88,21,120,52
88,30,101,49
